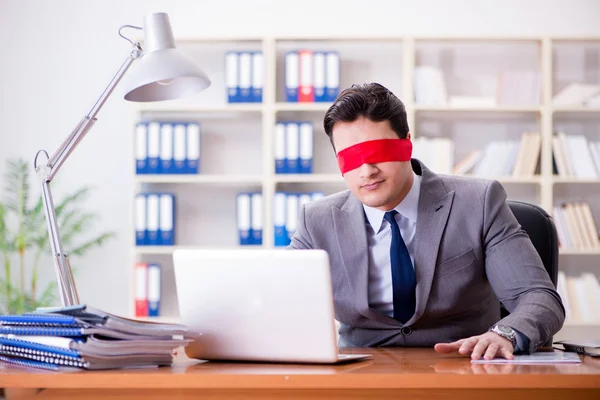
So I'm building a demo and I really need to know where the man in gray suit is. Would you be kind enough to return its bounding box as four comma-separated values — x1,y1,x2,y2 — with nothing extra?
289,82,564,360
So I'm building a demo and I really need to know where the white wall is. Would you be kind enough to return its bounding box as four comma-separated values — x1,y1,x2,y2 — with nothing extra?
1,0,600,316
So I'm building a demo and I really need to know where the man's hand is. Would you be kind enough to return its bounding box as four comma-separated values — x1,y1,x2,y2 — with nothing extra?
434,332,515,360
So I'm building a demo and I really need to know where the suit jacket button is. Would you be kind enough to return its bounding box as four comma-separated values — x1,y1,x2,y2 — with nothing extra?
401,327,412,335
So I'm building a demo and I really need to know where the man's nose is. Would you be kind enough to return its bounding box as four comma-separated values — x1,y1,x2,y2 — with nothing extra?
358,163,378,178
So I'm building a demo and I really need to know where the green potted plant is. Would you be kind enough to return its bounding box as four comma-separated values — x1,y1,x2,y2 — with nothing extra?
0,158,115,314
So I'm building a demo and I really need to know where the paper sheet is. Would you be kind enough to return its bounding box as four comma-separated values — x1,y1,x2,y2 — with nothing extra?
471,350,582,364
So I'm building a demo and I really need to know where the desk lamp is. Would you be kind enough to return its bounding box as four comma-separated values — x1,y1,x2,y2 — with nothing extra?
34,12,211,307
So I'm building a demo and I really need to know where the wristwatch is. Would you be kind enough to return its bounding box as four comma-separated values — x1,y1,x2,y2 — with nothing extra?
489,324,517,350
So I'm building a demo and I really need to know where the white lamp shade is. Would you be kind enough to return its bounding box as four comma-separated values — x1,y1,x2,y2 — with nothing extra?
123,49,211,102
123,12,211,102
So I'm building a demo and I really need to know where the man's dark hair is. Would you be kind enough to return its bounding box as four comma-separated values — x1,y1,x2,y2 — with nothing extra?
323,82,409,151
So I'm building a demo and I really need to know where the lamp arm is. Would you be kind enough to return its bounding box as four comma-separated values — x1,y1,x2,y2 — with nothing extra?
35,43,143,307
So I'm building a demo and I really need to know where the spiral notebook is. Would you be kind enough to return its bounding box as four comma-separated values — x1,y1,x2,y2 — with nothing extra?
0,305,194,370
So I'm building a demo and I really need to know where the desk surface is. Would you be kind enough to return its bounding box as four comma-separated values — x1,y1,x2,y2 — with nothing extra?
1,348,600,391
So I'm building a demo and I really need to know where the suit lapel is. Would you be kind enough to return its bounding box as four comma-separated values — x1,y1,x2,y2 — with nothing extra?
407,160,454,325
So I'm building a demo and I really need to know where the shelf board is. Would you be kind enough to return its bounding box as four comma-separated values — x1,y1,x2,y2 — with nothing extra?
138,103,263,113
274,174,344,183
552,107,600,113
552,177,600,184
135,245,263,255
415,105,542,113
274,103,332,112
135,175,263,184
558,248,600,255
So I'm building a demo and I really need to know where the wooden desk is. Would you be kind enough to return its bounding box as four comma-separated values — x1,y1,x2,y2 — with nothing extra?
1,348,599,400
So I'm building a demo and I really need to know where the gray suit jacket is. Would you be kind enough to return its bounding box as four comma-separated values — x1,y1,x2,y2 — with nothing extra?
289,159,565,353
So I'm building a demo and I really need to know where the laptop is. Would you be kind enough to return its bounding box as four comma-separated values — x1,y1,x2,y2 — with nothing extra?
172,248,371,364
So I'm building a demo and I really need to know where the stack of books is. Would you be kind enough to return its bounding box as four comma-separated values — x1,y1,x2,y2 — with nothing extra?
0,305,194,370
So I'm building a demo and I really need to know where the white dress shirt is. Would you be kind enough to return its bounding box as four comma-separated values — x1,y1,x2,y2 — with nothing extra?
363,171,421,317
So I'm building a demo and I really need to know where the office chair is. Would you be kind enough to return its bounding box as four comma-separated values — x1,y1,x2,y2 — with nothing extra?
505,200,560,347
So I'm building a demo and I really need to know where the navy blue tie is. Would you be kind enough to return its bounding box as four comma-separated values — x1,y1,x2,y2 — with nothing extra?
384,210,416,323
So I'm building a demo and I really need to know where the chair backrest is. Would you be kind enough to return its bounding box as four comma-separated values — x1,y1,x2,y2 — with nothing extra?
507,200,559,288
504,201,559,347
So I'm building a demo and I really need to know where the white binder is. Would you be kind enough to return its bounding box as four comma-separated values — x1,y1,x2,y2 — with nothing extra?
135,122,147,174
159,123,174,174
225,51,239,103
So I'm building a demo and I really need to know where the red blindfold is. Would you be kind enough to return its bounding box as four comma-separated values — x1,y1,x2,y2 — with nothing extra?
336,139,412,175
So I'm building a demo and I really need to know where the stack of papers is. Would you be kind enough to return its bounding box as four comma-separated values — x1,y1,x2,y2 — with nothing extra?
0,305,195,370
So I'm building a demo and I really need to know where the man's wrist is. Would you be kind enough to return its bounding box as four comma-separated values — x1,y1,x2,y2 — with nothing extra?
489,324,517,349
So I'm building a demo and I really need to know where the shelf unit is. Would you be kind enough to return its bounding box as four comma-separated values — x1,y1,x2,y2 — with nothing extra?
130,35,600,330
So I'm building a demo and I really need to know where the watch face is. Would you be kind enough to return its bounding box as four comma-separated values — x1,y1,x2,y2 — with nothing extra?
497,325,512,334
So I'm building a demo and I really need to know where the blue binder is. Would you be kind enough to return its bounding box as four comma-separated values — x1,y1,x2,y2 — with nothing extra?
250,192,262,245
146,122,161,174
238,52,252,103
299,122,313,174
325,52,340,102
313,51,327,102
236,192,252,245
186,123,201,174
285,122,300,174
225,51,239,103
274,122,286,174
135,122,148,174
251,52,264,103
135,194,147,246
158,193,175,246
159,122,174,174
173,123,187,174
273,192,288,247
285,51,299,102
145,193,160,246
147,263,161,317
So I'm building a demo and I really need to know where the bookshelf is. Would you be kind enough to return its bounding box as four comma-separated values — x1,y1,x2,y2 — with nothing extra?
131,36,600,332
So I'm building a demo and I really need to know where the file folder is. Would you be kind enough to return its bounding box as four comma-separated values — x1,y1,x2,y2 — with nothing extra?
225,51,239,103
326,52,341,102
273,192,287,246
147,122,161,174
159,122,174,174
146,193,160,245
285,193,299,244
299,50,314,102
285,51,299,102
274,122,286,174
285,122,300,173
250,192,263,245
236,192,252,245
186,123,201,174
135,122,148,174
313,52,327,102
251,52,264,103
299,122,314,174
135,262,148,317
158,193,175,246
147,263,161,317
173,123,187,174
135,194,147,246
238,52,252,103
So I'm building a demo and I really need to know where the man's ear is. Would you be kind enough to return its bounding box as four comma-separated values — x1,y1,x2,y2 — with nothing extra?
407,132,411,140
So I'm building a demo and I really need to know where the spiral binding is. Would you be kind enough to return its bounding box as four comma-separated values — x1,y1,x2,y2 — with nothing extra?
0,355,60,371
0,348,86,368
0,327,84,337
